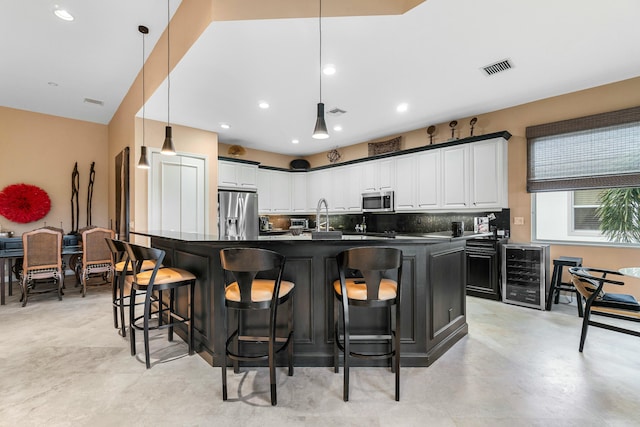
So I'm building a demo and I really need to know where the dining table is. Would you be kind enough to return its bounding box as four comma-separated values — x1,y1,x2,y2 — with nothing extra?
0,237,82,305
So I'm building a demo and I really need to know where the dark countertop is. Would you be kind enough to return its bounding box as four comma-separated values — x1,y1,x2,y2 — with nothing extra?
133,229,494,243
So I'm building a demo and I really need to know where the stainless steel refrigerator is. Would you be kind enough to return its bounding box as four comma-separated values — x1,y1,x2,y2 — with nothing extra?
218,191,259,239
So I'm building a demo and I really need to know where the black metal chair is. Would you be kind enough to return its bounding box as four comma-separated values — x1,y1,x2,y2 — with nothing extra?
219,247,294,406
125,242,196,368
333,246,403,401
105,239,157,337
546,256,583,316
568,266,640,352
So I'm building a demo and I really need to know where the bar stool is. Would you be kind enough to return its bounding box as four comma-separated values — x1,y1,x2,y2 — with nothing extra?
333,246,403,401
125,242,196,369
105,239,157,337
546,256,583,316
219,247,294,406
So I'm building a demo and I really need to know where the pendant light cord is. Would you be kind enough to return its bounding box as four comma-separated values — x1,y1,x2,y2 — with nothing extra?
142,29,146,147
319,0,322,102
167,0,171,126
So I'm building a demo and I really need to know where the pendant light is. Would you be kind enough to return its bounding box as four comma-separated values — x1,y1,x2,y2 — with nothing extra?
161,0,176,155
137,25,151,169
312,0,329,139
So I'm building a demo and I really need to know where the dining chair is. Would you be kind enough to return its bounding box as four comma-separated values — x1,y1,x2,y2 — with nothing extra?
568,266,640,352
77,227,115,297
333,246,403,401
219,247,295,406
20,227,64,307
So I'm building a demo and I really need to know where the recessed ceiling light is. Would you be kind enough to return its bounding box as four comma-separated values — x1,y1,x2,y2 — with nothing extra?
258,101,270,109
53,8,74,21
220,123,230,129
333,125,342,131
323,64,336,75
47,81,59,87
396,103,409,113
291,139,299,144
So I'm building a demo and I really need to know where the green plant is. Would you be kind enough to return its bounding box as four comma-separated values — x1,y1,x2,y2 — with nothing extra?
596,188,640,243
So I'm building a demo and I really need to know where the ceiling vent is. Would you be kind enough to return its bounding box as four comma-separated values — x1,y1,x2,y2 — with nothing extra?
481,59,513,76
327,107,347,116
83,97,104,106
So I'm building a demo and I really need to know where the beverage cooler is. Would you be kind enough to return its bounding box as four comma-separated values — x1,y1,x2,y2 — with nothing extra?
501,244,550,310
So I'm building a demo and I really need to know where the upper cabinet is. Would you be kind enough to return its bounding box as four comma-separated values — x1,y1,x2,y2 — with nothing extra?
257,168,291,213
218,159,258,190
245,132,509,215
470,138,508,209
362,158,395,192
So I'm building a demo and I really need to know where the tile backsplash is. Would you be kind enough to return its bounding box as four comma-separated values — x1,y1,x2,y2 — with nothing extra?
264,209,510,235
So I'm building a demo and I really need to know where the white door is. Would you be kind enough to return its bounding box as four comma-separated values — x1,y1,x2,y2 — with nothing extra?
150,151,208,234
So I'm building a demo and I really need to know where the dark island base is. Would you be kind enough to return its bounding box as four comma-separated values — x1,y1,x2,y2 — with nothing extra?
148,235,468,367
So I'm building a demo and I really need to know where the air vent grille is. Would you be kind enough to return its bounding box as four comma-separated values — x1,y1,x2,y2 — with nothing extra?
482,59,513,76
327,107,346,116
83,97,104,106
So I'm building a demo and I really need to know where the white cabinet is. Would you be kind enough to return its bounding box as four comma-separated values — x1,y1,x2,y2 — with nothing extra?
416,150,441,209
257,168,291,213
394,155,417,211
441,145,469,209
291,173,308,212
306,169,331,212
218,160,257,190
331,165,362,212
362,158,395,192
440,137,508,210
470,138,508,209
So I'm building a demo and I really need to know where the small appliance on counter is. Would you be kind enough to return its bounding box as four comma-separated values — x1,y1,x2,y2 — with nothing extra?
259,216,271,232
451,221,464,237
290,218,309,229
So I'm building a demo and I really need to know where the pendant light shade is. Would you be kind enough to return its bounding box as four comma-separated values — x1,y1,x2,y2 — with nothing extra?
312,102,329,139
137,25,151,169
161,0,176,155
312,0,329,140
161,126,176,155
138,145,151,168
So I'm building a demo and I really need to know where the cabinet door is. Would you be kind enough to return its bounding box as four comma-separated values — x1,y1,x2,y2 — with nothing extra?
470,138,505,208
291,173,308,212
330,167,348,211
377,158,395,190
270,171,291,212
307,169,330,211
441,145,468,209
417,150,440,208
237,164,257,189
395,155,417,211
218,161,238,188
257,169,271,212
361,162,377,192
345,165,363,211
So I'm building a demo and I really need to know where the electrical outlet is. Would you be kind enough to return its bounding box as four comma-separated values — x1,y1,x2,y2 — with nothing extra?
514,217,525,225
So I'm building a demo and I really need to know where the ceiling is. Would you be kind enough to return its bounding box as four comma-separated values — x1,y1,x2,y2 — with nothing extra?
2,0,640,157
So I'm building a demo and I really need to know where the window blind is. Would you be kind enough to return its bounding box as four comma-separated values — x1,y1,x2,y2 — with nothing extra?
526,106,640,192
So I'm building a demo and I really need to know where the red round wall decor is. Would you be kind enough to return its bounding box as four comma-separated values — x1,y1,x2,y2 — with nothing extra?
0,183,51,224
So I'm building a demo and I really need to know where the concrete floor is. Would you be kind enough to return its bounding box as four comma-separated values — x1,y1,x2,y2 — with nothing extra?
1,281,639,427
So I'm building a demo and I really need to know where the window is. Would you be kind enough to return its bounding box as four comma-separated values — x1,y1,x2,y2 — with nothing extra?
528,106,640,245
571,189,603,232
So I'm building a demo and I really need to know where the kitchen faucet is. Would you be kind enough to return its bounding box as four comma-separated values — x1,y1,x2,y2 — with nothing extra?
316,198,329,231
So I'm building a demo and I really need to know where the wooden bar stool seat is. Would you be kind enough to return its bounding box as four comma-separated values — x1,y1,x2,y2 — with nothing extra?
547,256,583,316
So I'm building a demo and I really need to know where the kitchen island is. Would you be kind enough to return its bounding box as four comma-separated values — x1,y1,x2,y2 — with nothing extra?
135,230,481,367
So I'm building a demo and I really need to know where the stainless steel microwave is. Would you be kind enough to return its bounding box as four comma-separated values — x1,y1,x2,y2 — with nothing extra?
362,190,394,212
